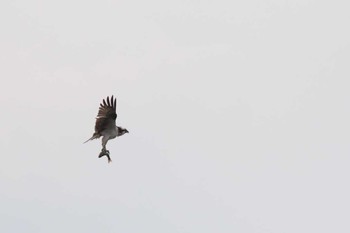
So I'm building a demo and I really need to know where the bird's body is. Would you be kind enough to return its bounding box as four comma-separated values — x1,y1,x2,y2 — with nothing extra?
84,95,128,163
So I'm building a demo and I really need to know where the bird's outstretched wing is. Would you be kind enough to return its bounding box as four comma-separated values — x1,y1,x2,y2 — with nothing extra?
94,96,117,134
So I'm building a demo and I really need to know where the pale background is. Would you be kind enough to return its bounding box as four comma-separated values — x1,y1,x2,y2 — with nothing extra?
1,0,349,232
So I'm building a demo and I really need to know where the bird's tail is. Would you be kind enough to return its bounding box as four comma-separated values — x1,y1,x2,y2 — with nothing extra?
83,133,100,143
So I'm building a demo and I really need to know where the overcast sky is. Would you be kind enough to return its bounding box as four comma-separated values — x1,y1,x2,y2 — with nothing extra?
1,0,349,232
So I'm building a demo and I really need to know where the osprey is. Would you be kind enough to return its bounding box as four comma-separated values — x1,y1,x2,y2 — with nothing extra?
84,95,129,163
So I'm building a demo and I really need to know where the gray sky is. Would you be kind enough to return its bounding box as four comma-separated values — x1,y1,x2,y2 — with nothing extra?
1,0,349,232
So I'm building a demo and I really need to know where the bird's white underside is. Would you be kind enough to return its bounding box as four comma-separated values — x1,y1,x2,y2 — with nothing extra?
101,126,118,139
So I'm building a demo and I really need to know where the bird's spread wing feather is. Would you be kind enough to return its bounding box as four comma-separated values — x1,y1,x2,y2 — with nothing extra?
94,96,117,133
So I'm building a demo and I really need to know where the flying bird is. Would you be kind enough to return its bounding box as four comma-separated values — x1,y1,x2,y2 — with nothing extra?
84,95,129,163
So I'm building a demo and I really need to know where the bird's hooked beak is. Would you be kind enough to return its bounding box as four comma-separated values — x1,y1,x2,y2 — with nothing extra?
125,129,129,133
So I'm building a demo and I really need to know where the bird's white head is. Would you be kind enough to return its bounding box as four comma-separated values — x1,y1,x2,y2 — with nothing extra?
118,127,129,136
